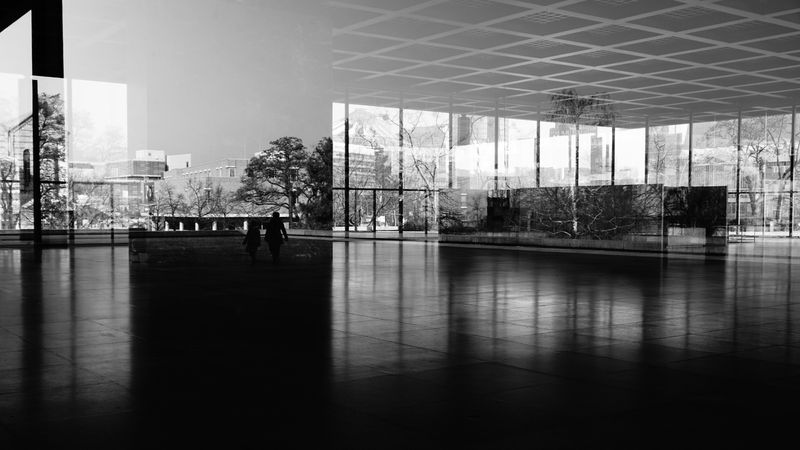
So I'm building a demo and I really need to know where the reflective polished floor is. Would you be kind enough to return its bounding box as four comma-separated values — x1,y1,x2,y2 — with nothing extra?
2,240,800,448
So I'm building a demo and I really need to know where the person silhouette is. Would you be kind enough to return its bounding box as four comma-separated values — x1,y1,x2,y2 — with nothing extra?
242,220,261,265
265,211,288,265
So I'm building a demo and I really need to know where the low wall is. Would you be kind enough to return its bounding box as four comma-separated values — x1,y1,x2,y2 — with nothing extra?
129,231,332,265
440,231,727,255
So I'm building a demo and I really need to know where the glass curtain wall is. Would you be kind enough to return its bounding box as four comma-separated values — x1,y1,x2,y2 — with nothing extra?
615,121,645,185
0,12,32,233
739,109,795,236
333,102,800,241
403,106,448,232
498,116,537,189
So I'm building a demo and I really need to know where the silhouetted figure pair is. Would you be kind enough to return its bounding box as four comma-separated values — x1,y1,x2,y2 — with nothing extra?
242,220,261,265
265,211,288,264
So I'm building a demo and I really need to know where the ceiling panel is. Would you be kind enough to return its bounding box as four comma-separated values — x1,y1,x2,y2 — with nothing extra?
691,21,796,43
413,0,528,24
560,0,682,20
445,52,528,69
379,44,467,62
504,78,572,92
430,29,523,49
396,64,474,79
672,47,762,64
454,71,528,85
605,59,690,74
503,61,577,77
357,17,457,39
491,11,599,35
716,0,800,15
554,49,638,66
744,35,800,53
631,6,742,32
721,56,800,72
560,25,658,46
497,40,589,58
616,36,710,56
331,0,800,120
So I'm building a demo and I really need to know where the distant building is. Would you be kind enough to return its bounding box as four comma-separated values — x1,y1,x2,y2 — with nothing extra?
167,153,192,171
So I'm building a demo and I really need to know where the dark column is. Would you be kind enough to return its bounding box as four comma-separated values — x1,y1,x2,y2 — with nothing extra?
611,125,616,186
32,80,41,245
644,117,650,184
32,0,64,78
398,105,404,235
494,102,499,192
372,189,377,235
344,98,350,234
535,118,540,188
736,110,742,229
688,111,693,188
448,101,453,189
791,105,796,237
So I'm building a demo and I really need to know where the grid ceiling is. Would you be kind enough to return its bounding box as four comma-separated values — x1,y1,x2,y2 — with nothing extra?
331,0,800,126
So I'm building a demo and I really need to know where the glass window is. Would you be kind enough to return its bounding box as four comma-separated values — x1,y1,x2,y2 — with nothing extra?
539,120,573,187
452,112,495,190
582,125,613,186
691,114,738,190
648,119,689,187
615,125,645,185
402,108,449,191
499,117,536,189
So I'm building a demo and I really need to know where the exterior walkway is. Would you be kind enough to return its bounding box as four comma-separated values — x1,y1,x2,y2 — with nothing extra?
1,239,799,448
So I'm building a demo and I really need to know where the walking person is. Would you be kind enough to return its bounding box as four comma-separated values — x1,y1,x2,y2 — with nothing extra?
265,211,288,265
242,220,261,265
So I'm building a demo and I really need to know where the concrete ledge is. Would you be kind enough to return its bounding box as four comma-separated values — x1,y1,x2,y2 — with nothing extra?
129,231,332,265
440,232,727,255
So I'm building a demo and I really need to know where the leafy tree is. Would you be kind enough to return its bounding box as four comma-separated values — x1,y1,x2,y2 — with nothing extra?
302,137,333,229
237,136,308,227
0,157,15,229
38,93,67,229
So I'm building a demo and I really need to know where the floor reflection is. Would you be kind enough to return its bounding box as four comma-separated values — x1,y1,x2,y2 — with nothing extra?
2,239,800,448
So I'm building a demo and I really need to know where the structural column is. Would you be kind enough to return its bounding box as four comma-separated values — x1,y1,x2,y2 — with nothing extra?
535,118,540,188
344,95,350,234
688,112,693,187
32,80,41,244
790,105,796,237
493,101,499,192
448,99,454,189
644,117,650,184
735,110,742,228
398,102,404,235
611,125,616,186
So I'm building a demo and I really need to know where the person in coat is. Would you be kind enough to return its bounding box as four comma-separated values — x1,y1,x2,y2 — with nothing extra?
242,220,261,265
264,212,288,264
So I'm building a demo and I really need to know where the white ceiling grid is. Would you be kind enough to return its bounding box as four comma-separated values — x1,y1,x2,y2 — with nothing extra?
331,0,800,125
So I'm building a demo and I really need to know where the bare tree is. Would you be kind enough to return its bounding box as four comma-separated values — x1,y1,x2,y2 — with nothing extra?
184,177,213,219
547,89,616,235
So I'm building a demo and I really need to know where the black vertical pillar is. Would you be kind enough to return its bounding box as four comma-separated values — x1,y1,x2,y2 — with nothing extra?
688,111,693,188
447,100,453,189
644,117,650,185
493,102,499,192
736,110,742,229
790,105,796,237
535,118,540,188
344,98,350,234
611,125,616,186
32,0,64,79
372,189,377,235
398,104,404,235
32,80,41,245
